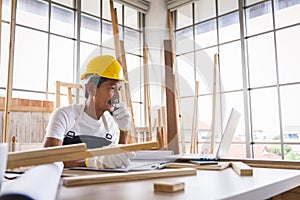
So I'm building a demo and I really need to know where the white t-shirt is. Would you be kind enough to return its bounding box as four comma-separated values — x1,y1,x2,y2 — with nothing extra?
45,104,120,145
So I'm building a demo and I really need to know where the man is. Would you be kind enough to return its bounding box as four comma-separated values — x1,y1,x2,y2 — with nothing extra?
43,55,135,169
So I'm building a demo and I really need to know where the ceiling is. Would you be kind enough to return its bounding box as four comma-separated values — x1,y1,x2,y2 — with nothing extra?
114,0,195,13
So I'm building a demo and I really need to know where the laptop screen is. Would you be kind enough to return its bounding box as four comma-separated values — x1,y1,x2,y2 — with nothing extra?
216,108,241,158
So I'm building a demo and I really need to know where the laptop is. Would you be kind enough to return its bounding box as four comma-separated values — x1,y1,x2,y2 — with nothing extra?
165,108,241,162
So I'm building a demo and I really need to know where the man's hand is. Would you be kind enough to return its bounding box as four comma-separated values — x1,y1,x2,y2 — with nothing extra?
112,102,131,131
86,152,136,169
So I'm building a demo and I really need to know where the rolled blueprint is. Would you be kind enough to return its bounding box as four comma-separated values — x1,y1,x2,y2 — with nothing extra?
0,162,63,200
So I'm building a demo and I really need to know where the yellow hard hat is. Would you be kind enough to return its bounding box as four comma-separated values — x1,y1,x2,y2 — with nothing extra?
80,55,125,81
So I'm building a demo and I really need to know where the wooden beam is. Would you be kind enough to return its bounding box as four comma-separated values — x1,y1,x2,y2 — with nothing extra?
7,141,159,169
167,11,185,153
210,54,218,153
63,168,197,187
220,158,300,170
190,81,199,154
7,143,88,169
109,0,121,59
3,0,17,143
164,40,179,154
161,106,168,148
143,44,152,140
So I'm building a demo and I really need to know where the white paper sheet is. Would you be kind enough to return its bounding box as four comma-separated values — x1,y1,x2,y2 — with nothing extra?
0,162,63,200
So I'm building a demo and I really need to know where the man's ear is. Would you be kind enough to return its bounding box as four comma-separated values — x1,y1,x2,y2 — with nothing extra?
86,82,97,97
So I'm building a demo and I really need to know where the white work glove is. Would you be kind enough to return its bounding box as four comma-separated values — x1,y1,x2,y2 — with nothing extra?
112,102,131,131
86,152,136,169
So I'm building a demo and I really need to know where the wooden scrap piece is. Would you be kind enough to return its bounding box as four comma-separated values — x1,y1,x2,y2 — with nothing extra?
231,162,253,176
63,168,197,187
166,162,231,171
154,181,185,193
193,162,231,170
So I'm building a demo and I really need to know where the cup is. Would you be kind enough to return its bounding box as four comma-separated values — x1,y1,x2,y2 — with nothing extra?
0,143,8,191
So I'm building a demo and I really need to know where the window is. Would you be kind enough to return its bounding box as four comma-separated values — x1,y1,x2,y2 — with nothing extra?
173,0,300,160
0,0,144,127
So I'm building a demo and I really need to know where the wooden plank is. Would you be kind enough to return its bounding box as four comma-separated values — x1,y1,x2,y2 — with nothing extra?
153,181,185,193
190,81,199,154
8,143,87,161
7,151,90,169
3,0,17,142
231,162,253,176
164,40,179,154
87,141,159,156
210,54,218,154
166,162,231,171
220,158,300,170
161,106,168,149
143,44,152,141
167,11,185,154
63,168,197,187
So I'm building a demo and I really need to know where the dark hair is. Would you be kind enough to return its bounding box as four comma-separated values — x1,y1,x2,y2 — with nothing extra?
85,76,109,98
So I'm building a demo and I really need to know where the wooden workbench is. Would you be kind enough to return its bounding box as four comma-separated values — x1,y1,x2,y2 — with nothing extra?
56,167,300,200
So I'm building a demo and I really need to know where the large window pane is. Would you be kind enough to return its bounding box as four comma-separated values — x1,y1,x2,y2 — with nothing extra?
195,19,217,49
283,145,300,161
280,84,300,144
17,0,49,31
0,23,10,90
13,27,48,92
124,28,140,55
218,12,240,43
177,4,192,29
223,92,245,139
177,53,195,97
246,0,266,6
218,0,238,15
2,0,11,21
48,35,74,93
277,25,300,84
195,0,216,23
102,21,123,49
80,42,101,71
250,87,280,143
51,4,74,38
81,14,101,45
253,144,281,159
195,47,218,95
219,41,243,91
175,27,193,54
247,33,277,88
52,0,74,8
245,1,273,36
124,6,138,29
275,0,300,28
81,0,100,17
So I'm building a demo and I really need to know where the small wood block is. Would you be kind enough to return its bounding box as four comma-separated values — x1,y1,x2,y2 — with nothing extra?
154,181,185,193
231,162,253,176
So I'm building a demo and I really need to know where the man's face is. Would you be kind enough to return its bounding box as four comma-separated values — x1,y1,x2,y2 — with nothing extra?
94,79,121,113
